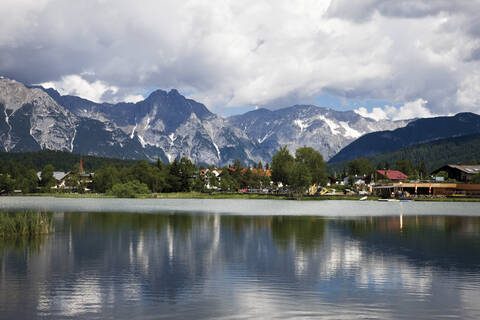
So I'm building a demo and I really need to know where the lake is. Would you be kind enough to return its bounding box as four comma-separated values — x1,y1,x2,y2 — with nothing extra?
1,197,480,319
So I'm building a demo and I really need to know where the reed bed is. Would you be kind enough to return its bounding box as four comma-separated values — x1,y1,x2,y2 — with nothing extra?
0,212,53,237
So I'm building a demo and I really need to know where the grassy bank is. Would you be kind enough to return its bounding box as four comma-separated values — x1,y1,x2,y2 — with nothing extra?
23,193,115,198
0,212,53,237
136,192,380,201
16,192,377,200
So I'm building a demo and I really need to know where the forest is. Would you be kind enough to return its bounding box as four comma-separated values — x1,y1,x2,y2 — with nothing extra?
327,133,480,175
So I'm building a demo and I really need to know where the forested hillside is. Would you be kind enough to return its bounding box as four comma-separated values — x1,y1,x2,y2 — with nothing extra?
0,150,139,172
329,113,480,163
327,133,480,174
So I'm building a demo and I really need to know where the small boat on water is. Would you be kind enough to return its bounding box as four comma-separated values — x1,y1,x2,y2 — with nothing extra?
359,196,368,201
378,199,400,202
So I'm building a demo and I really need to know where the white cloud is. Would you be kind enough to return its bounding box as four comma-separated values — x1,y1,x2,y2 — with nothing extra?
354,107,390,121
39,74,144,103
355,99,436,121
456,71,480,109
0,0,480,115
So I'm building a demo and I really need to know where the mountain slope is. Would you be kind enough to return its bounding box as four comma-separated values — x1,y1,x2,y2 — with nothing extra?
327,133,480,174
0,78,165,160
329,113,480,163
228,105,408,160
44,86,265,165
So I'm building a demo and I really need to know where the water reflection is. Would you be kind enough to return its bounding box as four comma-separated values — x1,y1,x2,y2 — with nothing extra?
0,212,479,319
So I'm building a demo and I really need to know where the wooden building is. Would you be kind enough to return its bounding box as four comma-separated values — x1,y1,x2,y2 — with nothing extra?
431,164,480,182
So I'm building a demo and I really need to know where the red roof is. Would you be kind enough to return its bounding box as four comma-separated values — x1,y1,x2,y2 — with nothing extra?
376,170,408,180
251,168,272,177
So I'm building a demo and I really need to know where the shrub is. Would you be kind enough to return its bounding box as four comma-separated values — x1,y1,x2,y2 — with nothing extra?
110,181,151,198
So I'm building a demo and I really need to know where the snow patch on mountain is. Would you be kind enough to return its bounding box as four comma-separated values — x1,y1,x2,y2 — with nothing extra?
339,121,363,138
317,115,340,135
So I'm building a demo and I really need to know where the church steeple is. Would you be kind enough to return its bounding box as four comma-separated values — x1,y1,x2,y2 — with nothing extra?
79,156,84,174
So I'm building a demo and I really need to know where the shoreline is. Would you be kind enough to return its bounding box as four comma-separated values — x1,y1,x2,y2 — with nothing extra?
8,192,480,202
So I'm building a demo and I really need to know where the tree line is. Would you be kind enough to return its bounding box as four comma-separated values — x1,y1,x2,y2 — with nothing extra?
2,146,475,197
345,158,429,180
0,146,328,196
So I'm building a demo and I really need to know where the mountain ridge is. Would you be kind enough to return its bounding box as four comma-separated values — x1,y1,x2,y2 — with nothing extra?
329,112,480,163
1,76,412,165
327,132,480,174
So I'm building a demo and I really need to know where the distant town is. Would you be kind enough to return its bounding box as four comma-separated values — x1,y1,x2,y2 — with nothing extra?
1,147,479,200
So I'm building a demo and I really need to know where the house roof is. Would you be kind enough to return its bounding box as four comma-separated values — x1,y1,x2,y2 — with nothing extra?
37,171,70,181
251,168,272,177
432,164,480,175
376,170,408,180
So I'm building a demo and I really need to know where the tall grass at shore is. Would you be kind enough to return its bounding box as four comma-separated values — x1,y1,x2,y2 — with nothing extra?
0,212,53,237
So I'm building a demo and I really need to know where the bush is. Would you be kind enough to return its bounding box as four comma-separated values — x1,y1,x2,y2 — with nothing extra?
110,181,151,198
472,173,480,184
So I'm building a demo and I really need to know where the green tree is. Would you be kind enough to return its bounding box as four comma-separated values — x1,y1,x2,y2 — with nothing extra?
219,169,239,191
472,173,480,184
166,159,182,192
18,169,39,193
419,161,428,179
295,147,327,185
289,162,312,192
0,174,15,193
178,157,196,191
384,161,390,170
348,158,374,176
271,146,295,186
40,164,56,191
395,159,413,176
93,165,121,193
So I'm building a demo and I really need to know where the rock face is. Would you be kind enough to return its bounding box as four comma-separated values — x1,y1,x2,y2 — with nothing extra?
0,78,77,153
228,105,408,161
329,112,480,163
0,77,410,165
0,78,160,160
47,86,266,165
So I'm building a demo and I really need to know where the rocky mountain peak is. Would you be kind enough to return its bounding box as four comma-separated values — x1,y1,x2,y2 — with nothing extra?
0,77,415,165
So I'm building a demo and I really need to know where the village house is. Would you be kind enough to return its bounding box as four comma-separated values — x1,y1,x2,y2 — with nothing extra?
199,168,223,189
376,169,408,182
430,164,480,182
37,158,94,192
36,171,71,189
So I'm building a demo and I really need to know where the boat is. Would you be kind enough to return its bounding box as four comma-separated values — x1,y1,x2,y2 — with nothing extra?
359,196,368,201
378,198,400,202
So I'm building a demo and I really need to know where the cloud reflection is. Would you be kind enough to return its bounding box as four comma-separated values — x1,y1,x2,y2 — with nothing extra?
0,213,479,319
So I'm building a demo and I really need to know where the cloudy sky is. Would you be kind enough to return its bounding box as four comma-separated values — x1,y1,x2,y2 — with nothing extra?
1,0,479,119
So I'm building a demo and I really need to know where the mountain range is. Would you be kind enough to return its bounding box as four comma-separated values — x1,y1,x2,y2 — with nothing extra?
3,76,479,167
0,77,410,165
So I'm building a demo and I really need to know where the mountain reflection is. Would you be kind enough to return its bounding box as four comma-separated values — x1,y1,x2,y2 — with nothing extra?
1,212,480,319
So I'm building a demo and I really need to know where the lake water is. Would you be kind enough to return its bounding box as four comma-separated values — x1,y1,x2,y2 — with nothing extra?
1,198,480,319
